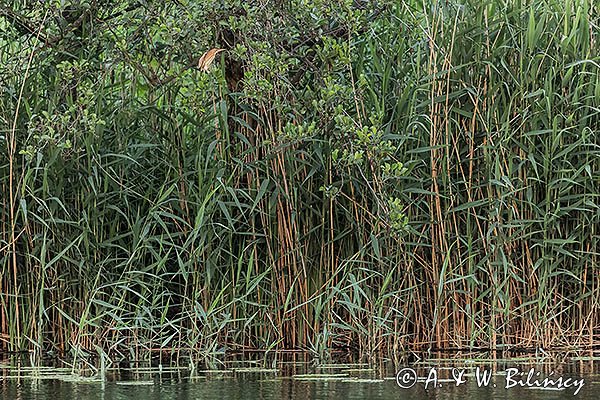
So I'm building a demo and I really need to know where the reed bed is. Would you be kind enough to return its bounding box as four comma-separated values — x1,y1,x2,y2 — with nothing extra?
0,0,598,365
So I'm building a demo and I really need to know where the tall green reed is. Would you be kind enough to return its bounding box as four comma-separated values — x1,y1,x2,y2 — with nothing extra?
0,0,598,364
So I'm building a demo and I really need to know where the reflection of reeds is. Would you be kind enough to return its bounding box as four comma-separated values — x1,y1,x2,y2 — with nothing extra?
0,0,598,364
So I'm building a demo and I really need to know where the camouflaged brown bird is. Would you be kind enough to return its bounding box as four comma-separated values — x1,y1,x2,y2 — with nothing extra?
198,48,225,72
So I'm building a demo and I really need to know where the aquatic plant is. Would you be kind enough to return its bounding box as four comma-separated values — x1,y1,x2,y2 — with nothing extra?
0,0,598,364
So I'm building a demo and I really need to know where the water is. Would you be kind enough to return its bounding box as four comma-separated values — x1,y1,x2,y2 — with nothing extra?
1,359,599,399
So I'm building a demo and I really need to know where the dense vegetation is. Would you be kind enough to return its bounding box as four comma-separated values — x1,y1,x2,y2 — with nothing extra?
1,0,598,366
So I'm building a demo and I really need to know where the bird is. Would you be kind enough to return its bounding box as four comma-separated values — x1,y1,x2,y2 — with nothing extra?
197,48,225,72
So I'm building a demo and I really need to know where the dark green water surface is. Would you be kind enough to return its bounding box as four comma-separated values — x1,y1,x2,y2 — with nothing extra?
1,358,599,399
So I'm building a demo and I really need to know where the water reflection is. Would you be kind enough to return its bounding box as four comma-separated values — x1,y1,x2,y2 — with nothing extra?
1,355,599,399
